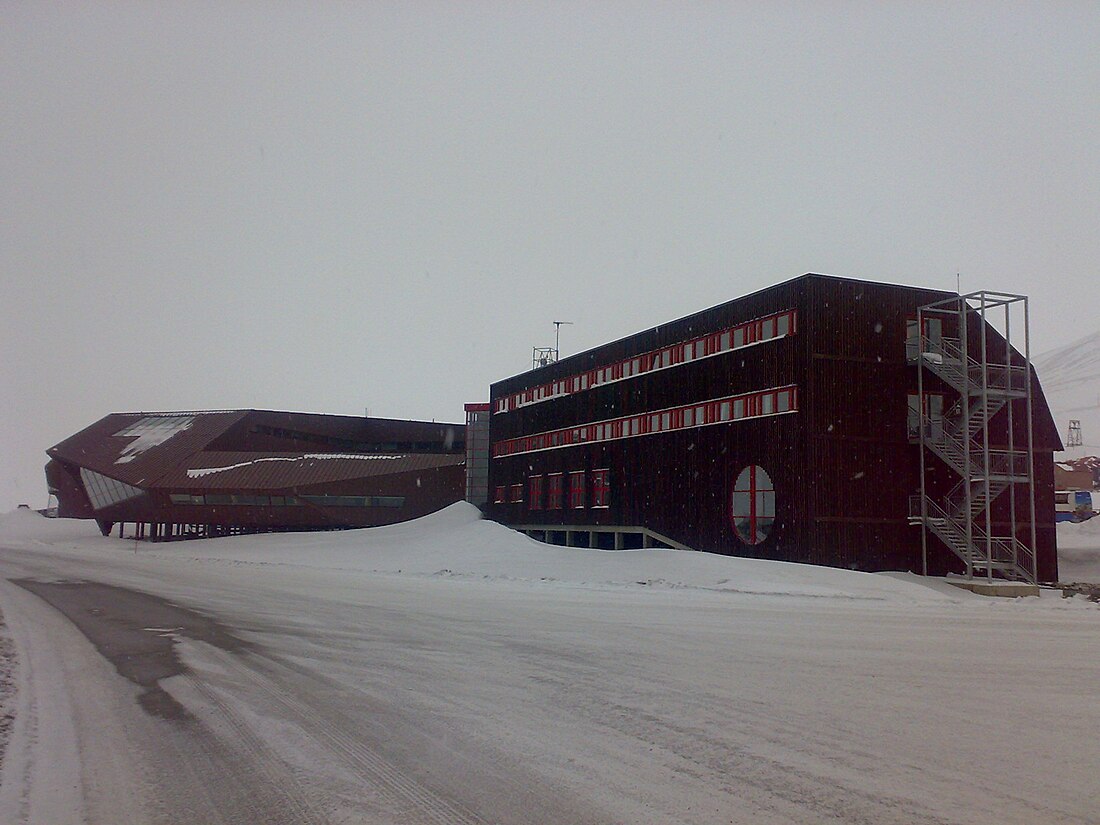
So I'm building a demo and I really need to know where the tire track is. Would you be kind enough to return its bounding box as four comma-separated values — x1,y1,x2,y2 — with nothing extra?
174,672,330,825
178,643,493,825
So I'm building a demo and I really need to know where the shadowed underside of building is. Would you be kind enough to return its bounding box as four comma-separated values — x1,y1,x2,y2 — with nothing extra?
46,409,465,540
485,273,1062,583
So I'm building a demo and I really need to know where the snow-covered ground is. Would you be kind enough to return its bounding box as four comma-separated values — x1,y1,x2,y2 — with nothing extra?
1056,516,1100,582
1035,329,1100,458
0,505,1097,824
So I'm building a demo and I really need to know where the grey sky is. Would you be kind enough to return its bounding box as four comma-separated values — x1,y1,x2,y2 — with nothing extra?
3,2,1099,509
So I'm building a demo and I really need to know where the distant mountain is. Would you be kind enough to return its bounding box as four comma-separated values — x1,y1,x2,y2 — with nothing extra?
1034,331,1100,456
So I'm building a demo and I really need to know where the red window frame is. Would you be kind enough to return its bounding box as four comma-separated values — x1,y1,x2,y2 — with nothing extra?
591,469,610,508
731,465,775,545
547,473,564,510
494,485,506,504
529,475,544,510
568,471,585,509
510,483,524,503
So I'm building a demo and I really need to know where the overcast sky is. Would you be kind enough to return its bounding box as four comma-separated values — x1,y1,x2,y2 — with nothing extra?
2,2,1098,509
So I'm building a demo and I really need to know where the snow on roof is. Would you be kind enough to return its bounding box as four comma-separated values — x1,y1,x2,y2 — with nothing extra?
186,453,406,479
114,416,195,463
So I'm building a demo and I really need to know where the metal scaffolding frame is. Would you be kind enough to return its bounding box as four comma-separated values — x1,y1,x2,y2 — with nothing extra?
909,290,1037,583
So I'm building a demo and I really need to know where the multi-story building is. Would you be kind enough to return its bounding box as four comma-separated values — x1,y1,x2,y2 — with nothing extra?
485,274,1061,582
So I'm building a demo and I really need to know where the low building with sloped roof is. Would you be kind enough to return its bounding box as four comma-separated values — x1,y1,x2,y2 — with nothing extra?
45,410,465,540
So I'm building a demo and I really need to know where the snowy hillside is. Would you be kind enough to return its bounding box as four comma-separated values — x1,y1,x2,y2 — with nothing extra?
1034,329,1100,457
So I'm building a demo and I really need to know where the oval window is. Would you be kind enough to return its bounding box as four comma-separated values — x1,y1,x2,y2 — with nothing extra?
731,465,775,545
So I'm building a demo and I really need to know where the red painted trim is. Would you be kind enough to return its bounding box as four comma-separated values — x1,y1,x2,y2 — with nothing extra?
492,384,799,458
492,309,797,414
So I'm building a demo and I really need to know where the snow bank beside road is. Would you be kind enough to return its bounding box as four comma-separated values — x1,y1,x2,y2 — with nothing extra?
1056,517,1100,582
8,504,1095,606
0,509,103,543
1,505,969,605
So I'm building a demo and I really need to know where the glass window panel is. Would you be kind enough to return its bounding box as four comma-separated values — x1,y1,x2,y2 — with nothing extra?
777,314,790,336
762,394,774,414
733,399,745,418
79,467,144,510
756,518,774,544
758,490,776,518
732,466,775,545
732,491,751,516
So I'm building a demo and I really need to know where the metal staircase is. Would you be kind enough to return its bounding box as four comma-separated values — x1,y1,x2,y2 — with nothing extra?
908,291,1038,583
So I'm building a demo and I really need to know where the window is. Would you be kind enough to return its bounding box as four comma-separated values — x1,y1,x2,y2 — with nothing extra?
494,486,506,504
529,476,544,510
169,493,203,505
569,471,585,509
907,316,943,360
777,313,790,336
591,469,610,508
731,465,775,545
510,483,524,503
79,467,144,510
907,393,944,441
548,474,564,509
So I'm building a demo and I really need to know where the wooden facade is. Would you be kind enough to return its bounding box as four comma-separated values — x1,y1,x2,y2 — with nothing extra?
487,274,1061,580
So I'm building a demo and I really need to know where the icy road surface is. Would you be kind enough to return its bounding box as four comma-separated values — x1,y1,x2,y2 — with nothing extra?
0,505,1097,824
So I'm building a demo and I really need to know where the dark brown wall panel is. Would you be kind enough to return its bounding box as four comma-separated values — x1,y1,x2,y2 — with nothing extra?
488,273,1060,580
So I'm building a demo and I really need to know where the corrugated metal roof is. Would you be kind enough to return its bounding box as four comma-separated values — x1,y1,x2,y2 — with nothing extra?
156,451,465,490
47,410,466,492
47,411,251,488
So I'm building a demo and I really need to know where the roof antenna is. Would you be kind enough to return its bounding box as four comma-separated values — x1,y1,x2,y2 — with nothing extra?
532,321,574,371
553,320,573,358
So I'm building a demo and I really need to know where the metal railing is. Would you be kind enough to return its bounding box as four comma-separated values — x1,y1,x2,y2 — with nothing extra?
908,495,1034,581
911,291,1038,584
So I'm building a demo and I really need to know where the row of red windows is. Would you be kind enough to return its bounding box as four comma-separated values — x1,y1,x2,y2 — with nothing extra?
492,385,798,459
494,310,796,414
494,469,610,510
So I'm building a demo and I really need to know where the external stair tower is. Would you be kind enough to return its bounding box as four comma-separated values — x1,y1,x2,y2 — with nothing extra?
908,291,1038,583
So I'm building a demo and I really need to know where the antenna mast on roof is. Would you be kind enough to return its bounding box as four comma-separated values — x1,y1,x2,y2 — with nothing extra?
531,320,573,371
554,320,573,357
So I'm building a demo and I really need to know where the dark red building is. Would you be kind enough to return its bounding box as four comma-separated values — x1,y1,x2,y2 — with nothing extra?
486,274,1061,582
46,409,465,540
